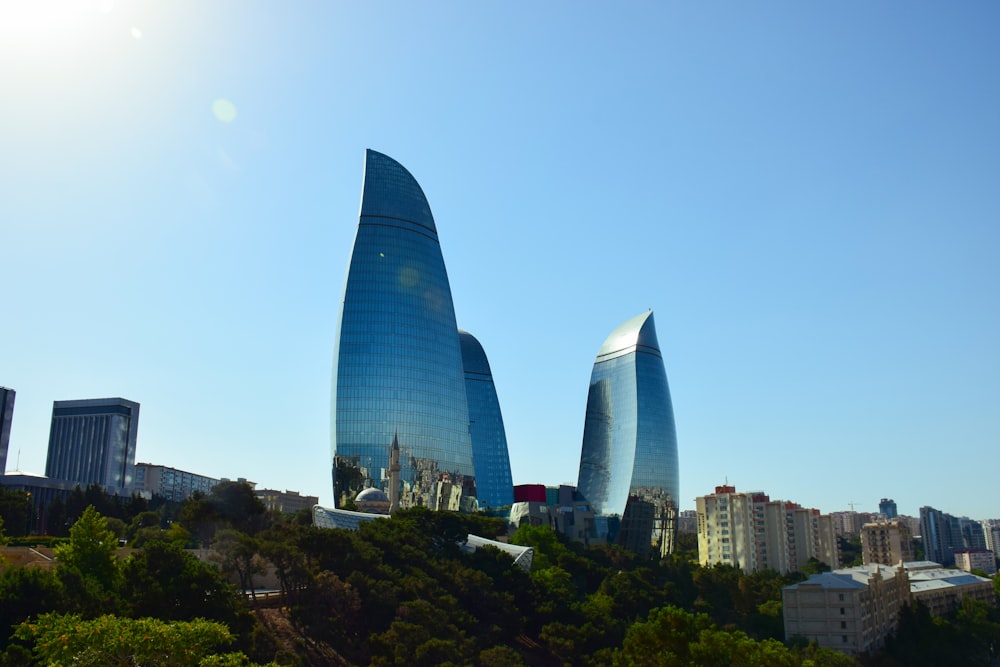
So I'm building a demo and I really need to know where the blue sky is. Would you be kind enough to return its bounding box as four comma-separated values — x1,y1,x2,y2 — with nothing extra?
2,2,998,519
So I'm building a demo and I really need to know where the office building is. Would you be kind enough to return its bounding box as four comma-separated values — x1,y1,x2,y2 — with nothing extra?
331,150,477,511
0,387,13,474
878,498,897,519
696,485,838,575
459,330,514,509
783,564,910,656
45,397,139,491
576,311,679,555
982,520,1000,555
920,506,985,567
133,463,219,501
860,520,914,566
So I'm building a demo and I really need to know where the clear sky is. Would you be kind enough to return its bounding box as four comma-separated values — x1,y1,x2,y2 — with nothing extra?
2,2,998,520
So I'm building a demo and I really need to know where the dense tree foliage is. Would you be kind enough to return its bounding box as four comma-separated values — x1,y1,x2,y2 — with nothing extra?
12,613,267,667
2,490,998,665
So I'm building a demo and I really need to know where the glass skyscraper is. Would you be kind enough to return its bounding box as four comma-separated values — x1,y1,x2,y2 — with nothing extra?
45,397,140,491
459,330,514,509
331,150,478,511
0,387,14,475
576,311,679,554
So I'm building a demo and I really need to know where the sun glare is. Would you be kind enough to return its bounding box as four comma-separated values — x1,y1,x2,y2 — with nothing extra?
0,0,114,55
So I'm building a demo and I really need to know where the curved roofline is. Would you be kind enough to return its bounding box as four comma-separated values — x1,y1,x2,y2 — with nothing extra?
360,149,437,234
595,310,661,361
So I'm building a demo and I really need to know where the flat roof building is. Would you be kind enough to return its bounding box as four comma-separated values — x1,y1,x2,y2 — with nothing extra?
45,398,139,492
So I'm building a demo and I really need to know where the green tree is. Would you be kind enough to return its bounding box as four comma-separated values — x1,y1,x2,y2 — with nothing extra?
0,567,65,649
214,529,265,599
0,488,30,538
11,613,259,667
121,540,243,624
53,505,120,592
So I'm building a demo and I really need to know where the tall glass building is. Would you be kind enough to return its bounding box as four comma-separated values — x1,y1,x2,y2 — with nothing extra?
331,150,477,511
45,397,140,491
576,311,679,554
459,330,514,509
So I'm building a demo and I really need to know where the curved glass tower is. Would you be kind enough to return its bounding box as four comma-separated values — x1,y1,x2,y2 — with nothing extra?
459,330,514,509
576,311,679,554
331,150,477,512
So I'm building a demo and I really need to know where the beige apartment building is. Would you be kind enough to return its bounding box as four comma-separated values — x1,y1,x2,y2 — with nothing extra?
783,564,910,655
784,561,996,656
696,485,837,575
860,520,914,566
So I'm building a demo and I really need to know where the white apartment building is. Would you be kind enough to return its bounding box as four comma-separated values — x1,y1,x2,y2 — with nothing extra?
696,485,837,575
860,520,914,566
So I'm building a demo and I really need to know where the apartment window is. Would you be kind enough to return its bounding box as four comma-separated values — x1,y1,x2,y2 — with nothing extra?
841,621,847,629
840,608,845,615
838,594,845,602
842,636,848,644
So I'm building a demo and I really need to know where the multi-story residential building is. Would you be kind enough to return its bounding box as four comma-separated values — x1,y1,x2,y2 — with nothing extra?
255,488,319,514
331,150,490,513
696,485,837,575
576,311,679,555
133,463,219,501
45,397,139,492
860,520,914,566
458,330,514,509
878,498,897,519
830,511,881,538
677,509,698,534
0,387,14,474
783,563,910,656
953,548,997,576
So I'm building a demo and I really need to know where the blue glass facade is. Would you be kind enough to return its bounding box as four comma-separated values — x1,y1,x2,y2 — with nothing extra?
332,150,477,511
459,330,514,509
576,311,679,554
45,397,139,491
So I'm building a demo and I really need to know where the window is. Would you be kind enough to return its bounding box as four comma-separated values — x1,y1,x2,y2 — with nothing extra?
842,636,848,643
840,608,845,615
841,621,847,629
838,593,845,601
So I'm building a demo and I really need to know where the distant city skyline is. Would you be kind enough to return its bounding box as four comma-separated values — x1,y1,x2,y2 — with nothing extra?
2,3,998,518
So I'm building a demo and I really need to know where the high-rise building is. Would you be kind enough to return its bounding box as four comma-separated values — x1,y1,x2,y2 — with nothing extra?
331,150,477,511
696,485,838,574
576,311,679,555
0,387,14,474
879,498,898,519
458,330,513,509
45,398,139,491
919,506,983,567
860,519,914,566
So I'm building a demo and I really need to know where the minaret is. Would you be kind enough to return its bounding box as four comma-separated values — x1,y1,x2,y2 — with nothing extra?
389,433,401,513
